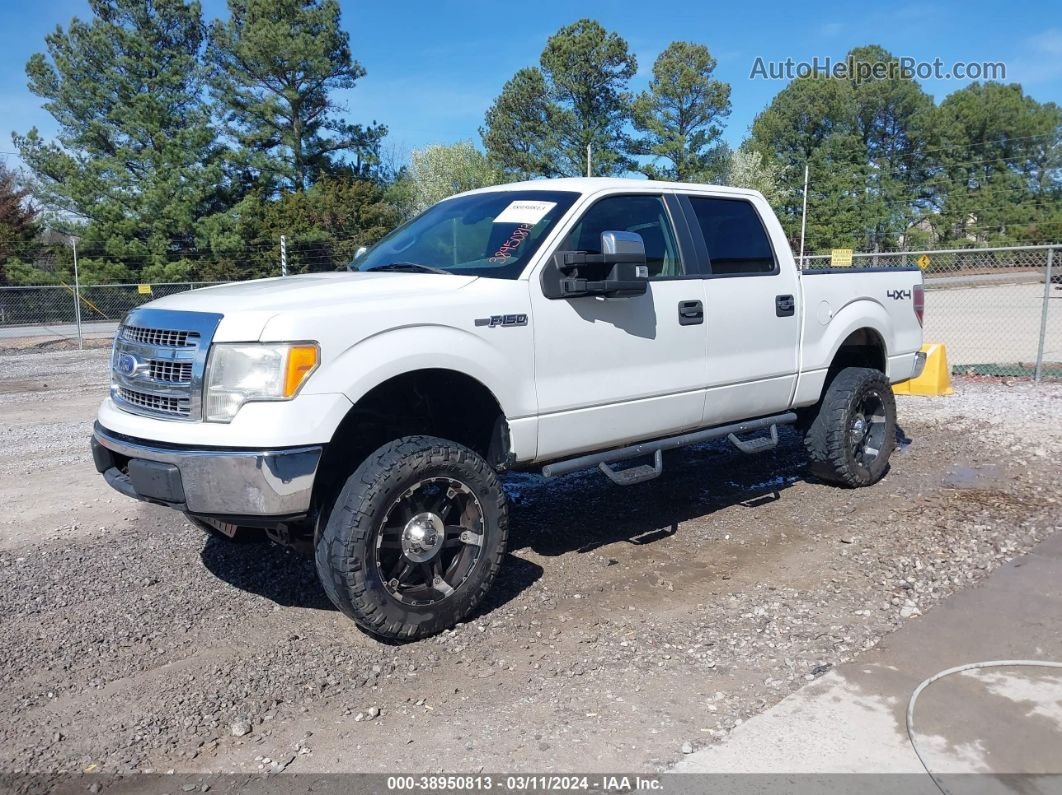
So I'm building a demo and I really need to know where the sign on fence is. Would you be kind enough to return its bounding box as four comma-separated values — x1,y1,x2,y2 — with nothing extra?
831,248,853,267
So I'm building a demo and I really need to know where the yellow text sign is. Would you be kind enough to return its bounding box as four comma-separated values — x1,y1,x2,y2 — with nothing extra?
137,284,153,295
831,248,853,267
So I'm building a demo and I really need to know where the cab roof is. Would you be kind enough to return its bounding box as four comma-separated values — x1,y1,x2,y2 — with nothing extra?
459,176,763,201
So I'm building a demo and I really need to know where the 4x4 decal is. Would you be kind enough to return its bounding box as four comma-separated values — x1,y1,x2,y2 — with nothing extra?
887,289,912,300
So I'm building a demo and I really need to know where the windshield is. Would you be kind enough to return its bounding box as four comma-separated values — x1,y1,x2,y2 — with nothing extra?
355,190,579,279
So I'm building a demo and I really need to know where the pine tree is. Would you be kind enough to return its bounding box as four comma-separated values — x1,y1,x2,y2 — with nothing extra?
482,19,636,177
481,68,559,180
631,42,731,181
208,0,385,194
929,82,1062,245
749,74,863,251
13,0,222,270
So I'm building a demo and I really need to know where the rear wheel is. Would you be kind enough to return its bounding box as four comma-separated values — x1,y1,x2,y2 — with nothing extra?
315,435,508,641
804,367,897,487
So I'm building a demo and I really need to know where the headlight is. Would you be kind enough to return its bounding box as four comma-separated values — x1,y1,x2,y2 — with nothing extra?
205,342,319,422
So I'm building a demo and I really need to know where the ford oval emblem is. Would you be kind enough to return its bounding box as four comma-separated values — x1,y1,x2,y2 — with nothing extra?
117,353,138,376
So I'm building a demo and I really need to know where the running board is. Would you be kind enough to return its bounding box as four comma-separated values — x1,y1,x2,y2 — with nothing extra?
541,412,797,481
599,449,663,486
728,424,779,454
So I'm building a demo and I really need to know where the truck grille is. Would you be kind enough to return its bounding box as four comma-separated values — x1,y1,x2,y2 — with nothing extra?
122,325,199,348
117,387,191,417
148,360,193,383
110,308,222,421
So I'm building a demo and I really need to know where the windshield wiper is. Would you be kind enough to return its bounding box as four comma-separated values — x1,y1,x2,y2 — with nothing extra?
365,262,451,275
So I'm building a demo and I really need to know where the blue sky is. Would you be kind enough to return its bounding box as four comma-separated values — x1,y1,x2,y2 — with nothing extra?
1,0,1060,169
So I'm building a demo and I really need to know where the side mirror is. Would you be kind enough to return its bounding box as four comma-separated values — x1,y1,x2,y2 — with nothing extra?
541,230,650,300
347,246,369,271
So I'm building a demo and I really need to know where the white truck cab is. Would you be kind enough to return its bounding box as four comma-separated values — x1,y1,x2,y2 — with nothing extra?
92,178,926,640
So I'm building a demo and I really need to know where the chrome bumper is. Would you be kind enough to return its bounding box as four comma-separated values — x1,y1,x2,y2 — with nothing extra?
91,422,322,518
911,350,928,379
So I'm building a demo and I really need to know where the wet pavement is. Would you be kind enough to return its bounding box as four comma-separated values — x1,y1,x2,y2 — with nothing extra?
674,532,1062,777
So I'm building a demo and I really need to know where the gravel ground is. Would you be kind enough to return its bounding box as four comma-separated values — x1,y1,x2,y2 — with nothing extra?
0,350,1059,775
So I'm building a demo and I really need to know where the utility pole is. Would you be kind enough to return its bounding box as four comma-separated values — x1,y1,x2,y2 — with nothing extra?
280,235,288,277
798,164,809,269
586,143,592,178
72,236,83,351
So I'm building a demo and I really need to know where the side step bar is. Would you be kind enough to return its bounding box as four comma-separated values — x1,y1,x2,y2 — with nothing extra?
599,449,663,486
728,423,779,454
541,411,797,481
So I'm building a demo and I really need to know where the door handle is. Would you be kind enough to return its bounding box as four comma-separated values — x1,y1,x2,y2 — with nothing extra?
775,295,795,317
679,299,703,326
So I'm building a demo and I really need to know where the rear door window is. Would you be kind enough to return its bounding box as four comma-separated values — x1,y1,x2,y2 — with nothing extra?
687,197,777,276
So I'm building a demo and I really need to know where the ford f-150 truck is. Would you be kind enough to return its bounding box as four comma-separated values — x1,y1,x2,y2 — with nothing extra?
91,178,926,640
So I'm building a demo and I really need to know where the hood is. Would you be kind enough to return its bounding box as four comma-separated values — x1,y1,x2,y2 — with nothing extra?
147,271,478,315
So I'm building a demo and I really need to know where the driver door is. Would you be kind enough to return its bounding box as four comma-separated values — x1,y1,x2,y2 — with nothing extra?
530,193,708,460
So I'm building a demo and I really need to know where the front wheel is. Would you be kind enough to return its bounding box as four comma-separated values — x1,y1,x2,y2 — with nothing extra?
804,367,897,487
315,435,509,641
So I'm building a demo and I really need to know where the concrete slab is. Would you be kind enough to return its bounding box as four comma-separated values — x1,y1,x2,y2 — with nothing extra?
674,533,1062,776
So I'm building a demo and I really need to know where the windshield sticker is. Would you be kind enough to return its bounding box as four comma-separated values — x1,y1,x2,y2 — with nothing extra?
490,223,533,264
493,200,556,226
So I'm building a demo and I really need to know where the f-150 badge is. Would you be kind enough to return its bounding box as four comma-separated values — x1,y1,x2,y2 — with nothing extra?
475,314,528,328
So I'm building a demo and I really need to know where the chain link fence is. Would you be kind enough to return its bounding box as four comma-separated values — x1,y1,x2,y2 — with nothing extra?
2,246,1060,379
803,245,1060,378
0,282,226,350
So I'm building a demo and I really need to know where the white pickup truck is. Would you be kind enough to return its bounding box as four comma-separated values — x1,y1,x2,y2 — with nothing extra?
92,178,926,640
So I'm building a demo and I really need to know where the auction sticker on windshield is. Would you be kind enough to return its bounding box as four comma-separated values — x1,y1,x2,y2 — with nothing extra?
494,200,557,225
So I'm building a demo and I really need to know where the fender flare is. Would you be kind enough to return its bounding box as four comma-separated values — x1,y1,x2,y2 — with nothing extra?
816,298,891,371
306,324,528,420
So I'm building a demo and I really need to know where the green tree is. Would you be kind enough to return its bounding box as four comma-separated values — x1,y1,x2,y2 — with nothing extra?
208,0,385,194
0,163,40,284
482,19,636,177
481,68,559,180
844,46,935,250
202,176,399,278
631,42,731,181
749,74,863,250
541,19,636,176
407,142,504,214
929,82,1062,245
13,0,223,270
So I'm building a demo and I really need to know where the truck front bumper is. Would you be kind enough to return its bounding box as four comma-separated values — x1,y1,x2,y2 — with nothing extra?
91,422,322,520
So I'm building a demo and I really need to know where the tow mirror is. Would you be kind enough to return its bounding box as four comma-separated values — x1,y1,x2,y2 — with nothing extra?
541,230,649,299
346,246,369,272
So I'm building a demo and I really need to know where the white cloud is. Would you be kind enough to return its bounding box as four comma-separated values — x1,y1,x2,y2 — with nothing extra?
1007,28,1062,85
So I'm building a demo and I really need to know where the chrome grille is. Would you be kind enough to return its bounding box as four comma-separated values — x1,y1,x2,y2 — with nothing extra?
122,325,199,348
111,308,222,421
117,387,191,417
148,360,193,383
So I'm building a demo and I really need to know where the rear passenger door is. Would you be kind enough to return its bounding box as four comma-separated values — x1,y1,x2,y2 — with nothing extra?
679,194,801,425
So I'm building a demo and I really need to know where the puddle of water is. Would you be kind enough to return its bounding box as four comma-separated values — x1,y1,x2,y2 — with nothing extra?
944,464,1003,489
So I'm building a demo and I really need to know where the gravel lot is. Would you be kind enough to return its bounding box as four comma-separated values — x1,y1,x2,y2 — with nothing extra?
0,349,1059,775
